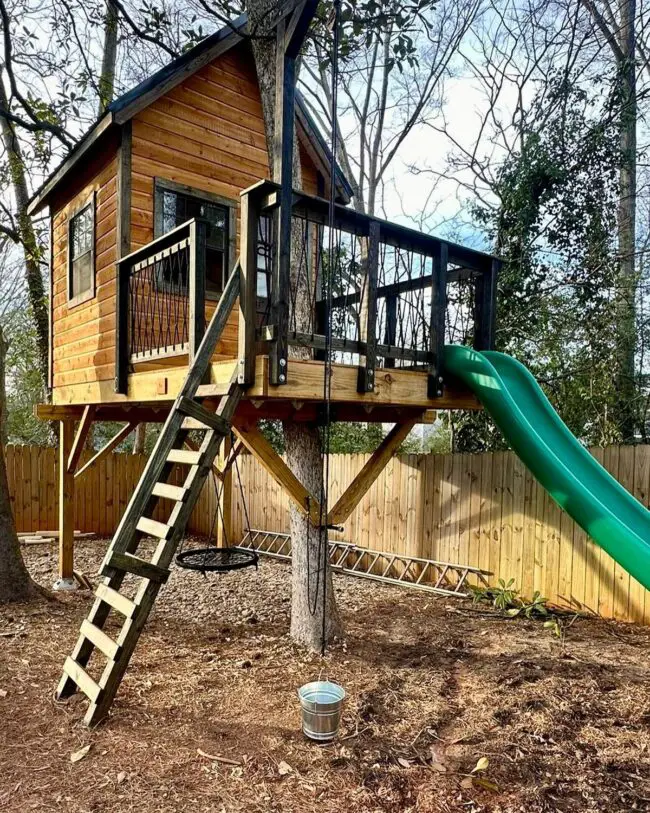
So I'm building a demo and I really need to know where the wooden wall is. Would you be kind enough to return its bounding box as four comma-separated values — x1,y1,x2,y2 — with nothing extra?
51,41,321,404
51,154,118,396
129,42,320,363
7,443,650,624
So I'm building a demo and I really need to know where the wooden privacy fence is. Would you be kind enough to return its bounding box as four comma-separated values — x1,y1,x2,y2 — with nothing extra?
6,443,650,625
226,446,650,626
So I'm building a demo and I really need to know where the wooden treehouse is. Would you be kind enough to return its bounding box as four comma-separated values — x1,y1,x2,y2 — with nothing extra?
29,6,499,724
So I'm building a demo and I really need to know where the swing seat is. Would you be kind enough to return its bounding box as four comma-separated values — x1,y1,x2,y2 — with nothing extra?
175,547,259,573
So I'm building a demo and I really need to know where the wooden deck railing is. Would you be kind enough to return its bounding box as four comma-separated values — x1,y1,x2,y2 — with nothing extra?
238,180,501,397
115,219,208,393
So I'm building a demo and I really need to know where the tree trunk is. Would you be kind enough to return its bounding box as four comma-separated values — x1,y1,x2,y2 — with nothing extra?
614,0,637,443
0,326,40,603
246,0,342,650
0,81,49,389
98,0,119,116
132,423,146,454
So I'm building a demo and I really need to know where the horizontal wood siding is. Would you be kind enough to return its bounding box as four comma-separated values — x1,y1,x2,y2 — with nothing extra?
51,43,320,406
129,44,320,365
51,156,118,393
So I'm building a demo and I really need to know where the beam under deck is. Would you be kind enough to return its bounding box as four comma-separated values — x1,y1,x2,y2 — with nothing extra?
44,356,481,418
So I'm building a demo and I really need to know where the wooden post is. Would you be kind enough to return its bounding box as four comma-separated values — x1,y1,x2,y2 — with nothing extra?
189,219,207,362
115,121,132,394
238,188,261,386
474,257,500,351
428,242,448,398
57,419,75,587
383,295,397,369
217,433,233,547
358,220,380,393
269,0,318,385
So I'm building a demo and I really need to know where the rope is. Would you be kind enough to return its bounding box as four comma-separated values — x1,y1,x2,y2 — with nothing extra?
311,0,341,656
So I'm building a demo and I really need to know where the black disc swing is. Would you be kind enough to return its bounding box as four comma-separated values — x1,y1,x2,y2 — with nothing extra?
175,434,258,574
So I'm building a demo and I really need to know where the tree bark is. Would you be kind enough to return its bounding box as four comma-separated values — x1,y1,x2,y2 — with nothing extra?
132,423,146,454
98,0,119,116
614,0,637,443
0,326,40,603
0,80,49,389
246,0,342,650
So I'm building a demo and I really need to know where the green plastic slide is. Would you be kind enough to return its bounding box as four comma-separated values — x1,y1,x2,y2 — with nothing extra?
444,344,650,591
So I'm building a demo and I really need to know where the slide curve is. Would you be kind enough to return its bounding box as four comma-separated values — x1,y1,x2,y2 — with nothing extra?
444,344,650,591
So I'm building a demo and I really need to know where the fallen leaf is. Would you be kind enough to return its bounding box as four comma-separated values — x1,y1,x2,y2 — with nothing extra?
116,771,127,785
0,689,7,697
475,777,499,791
397,757,413,768
460,777,474,789
70,745,91,763
472,756,489,773
430,762,447,773
278,760,293,776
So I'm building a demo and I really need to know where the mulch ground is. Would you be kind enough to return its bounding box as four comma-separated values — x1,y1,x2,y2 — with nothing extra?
2,538,650,812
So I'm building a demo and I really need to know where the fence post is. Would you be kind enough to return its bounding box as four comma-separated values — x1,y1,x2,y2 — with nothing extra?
358,220,380,393
188,219,207,364
428,242,448,398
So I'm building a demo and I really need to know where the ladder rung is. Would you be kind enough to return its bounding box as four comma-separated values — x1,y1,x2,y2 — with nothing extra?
96,583,137,618
167,449,202,465
62,656,101,703
152,482,187,502
137,516,171,539
80,619,120,660
106,551,170,583
177,397,230,433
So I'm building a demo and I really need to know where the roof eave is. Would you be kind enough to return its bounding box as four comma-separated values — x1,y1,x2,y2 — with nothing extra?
27,112,115,216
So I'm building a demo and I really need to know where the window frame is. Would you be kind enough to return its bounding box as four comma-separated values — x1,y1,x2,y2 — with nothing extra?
67,192,96,308
153,178,237,300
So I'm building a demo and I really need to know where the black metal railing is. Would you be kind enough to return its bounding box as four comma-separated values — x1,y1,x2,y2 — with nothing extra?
115,219,208,393
239,180,500,397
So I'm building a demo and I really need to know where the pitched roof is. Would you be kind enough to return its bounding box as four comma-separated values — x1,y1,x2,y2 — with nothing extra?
28,13,353,214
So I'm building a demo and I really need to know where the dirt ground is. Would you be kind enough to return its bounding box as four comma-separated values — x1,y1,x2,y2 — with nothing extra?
2,539,650,813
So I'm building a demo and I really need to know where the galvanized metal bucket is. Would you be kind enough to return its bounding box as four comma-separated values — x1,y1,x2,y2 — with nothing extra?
298,681,346,742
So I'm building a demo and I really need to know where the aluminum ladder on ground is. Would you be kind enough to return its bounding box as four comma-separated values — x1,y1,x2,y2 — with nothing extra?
240,529,491,598
56,265,243,726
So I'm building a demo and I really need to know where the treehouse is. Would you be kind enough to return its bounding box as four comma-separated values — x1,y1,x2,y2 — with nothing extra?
29,5,499,724
30,12,498,580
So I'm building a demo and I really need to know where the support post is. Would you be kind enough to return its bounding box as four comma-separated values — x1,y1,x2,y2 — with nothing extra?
428,242,448,398
238,188,262,386
269,0,318,385
67,405,95,473
358,221,380,393
232,422,322,525
115,256,129,394
474,257,500,351
56,419,76,589
327,417,421,526
189,219,207,363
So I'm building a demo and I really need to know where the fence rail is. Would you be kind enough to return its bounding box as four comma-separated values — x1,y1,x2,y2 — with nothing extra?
7,443,650,625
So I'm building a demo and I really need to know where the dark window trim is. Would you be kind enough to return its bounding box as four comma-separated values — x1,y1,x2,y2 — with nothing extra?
153,177,237,300
67,191,96,309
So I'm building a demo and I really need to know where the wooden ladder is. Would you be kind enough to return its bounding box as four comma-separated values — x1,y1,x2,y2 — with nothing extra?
56,264,243,726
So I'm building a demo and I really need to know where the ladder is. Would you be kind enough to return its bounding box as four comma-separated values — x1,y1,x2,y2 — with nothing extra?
56,264,243,726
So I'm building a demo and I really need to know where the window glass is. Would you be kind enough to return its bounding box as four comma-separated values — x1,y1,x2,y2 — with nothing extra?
161,189,229,293
69,203,94,300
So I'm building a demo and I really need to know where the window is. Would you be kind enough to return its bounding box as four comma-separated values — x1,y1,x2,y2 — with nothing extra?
68,195,95,306
154,180,235,297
